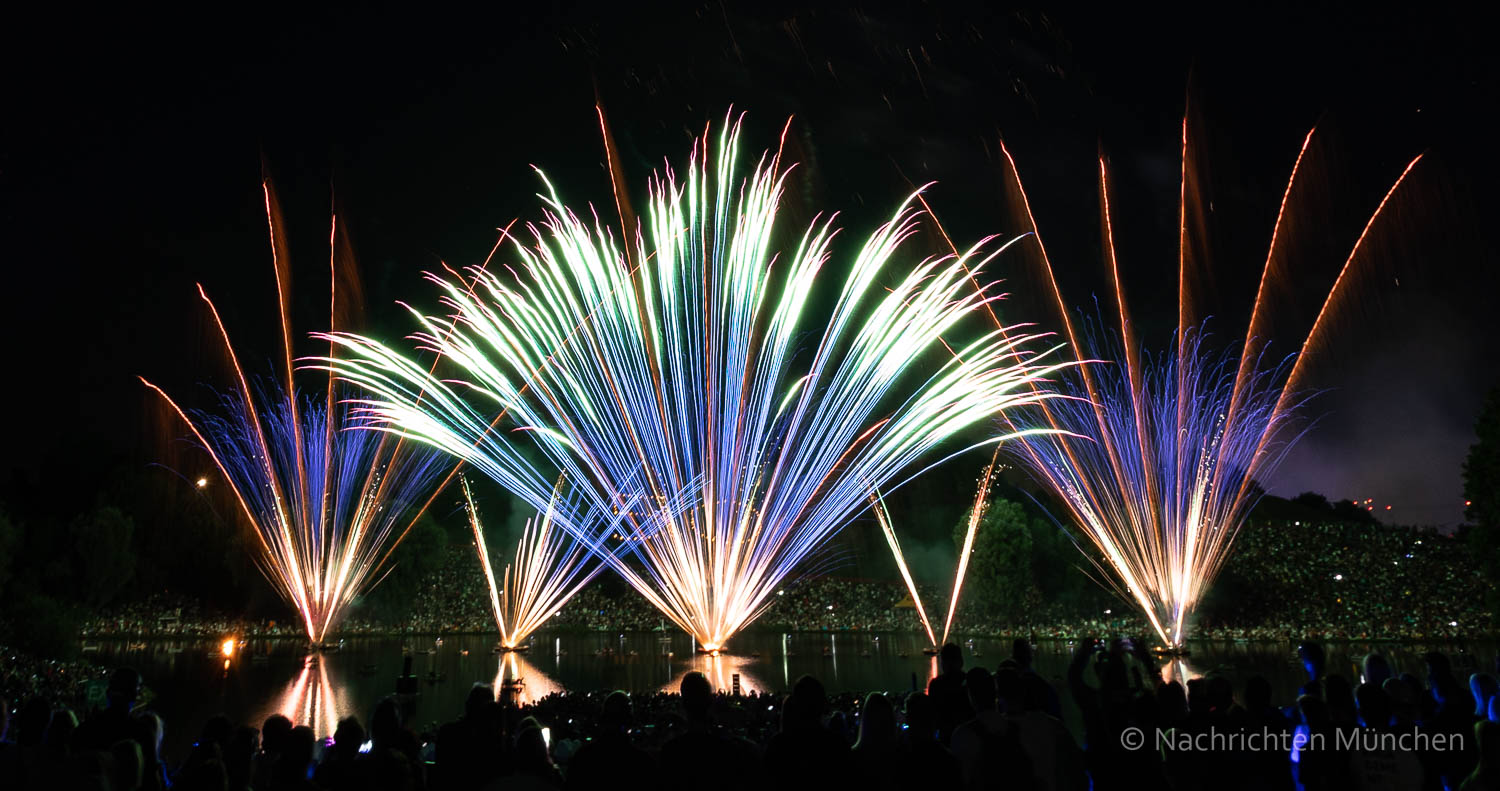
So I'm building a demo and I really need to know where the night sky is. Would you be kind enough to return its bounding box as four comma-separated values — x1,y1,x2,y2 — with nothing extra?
3,4,1494,526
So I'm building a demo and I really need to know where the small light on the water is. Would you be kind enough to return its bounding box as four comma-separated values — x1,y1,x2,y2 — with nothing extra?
1450,621,1458,627
1333,574,1343,581
196,477,208,488
1104,609,1112,615
220,639,235,658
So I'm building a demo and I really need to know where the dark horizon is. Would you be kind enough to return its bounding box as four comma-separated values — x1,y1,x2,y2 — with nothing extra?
3,4,1495,527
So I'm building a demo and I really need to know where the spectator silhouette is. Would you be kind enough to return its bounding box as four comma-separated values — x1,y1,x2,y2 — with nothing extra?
567,691,654,790
1012,672,1085,791
1472,674,1499,720
1383,677,1420,731
437,683,501,789
952,666,1034,790
109,737,144,791
491,716,561,790
1013,639,1034,671
1364,652,1393,686
363,698,418,791
899,691,961,787
313,717,364,791
1349,682,1423,788
928,643,975,743
1230,675,1292,791
130,711,167,791
1293,694,1350,791
73,667,141,752
659,672,761,791
763,675,850,789
850,692,900,790
1297,642,1327,699
1324,675,1357,728
254,714,292,791
1462,720,1500,791
267,725,317,791
174,758,228,791
1427,652,1480,788
224,724,257,791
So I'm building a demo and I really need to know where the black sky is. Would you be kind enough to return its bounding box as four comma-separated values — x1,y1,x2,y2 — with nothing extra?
2,3,1494,526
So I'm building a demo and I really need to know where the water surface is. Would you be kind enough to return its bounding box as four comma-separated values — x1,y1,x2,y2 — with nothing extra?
92,631,1496,763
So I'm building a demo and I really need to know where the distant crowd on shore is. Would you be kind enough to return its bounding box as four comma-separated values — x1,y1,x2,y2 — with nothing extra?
79,519,1492,645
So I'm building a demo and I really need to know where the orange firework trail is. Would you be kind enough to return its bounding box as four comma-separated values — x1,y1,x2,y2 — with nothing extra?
872,446,1001,648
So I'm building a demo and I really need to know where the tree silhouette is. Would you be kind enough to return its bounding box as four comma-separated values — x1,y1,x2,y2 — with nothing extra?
954,498,1034,619
1463,385,1500,622
70,505,136,607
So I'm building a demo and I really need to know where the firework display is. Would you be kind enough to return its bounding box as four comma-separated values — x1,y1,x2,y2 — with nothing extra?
873,448,1000,649
463,477,608,650
314,115,1070,651
141,187,451,645
1001,125,1424,648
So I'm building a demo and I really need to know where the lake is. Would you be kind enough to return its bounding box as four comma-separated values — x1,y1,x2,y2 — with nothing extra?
90,631,1497,763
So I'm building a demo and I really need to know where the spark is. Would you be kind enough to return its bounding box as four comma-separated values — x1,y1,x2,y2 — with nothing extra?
314,113,1069,649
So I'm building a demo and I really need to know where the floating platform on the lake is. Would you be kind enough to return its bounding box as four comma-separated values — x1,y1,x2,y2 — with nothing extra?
493,644,532,654
921,647,940,657
1151,645,1192,657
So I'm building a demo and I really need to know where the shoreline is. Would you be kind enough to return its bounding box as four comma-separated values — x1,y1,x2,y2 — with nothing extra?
77,628,1500,644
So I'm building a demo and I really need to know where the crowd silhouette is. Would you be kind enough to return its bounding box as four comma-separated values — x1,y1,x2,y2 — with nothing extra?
5,638,1500,790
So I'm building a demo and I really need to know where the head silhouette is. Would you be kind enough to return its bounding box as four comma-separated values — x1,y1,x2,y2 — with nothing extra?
515,717,553,772
1356,682,1392,729
966,667,997,712
940,643,964,675
856,693,895,749
278,726,316,781
332,716,365,759
904,692,936,740
260,713,292,755
465,683,494,720
1012,639,1034,669
602,691,633,733
107,668,142,711
680,672,712,724
371,697,402,747
1363,653,1393,685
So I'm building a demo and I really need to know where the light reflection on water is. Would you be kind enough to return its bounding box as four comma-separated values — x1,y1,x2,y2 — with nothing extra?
93,632,1495,764
494,650,564,706
276,655,343,739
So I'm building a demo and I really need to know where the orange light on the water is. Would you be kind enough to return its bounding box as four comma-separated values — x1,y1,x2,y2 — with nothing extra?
221,639,236,658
